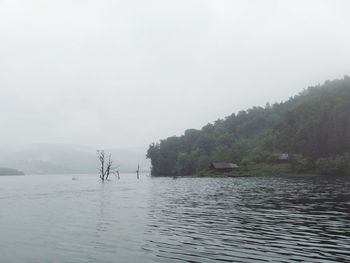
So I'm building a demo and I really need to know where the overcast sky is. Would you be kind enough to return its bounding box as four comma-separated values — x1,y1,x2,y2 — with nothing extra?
0,0,349,150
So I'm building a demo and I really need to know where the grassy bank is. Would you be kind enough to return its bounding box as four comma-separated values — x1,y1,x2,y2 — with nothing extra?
196,163,293,177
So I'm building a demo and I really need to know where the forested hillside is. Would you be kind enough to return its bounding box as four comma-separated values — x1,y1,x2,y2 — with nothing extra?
147,76,350,176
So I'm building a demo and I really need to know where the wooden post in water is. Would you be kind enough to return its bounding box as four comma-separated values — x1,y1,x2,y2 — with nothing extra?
136,164,140,179
114,170,120,180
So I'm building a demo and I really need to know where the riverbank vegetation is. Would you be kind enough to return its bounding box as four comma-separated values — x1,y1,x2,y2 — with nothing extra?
147,76,350,177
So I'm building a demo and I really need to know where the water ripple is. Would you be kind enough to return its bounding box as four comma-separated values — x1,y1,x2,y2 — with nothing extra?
144,176,350,262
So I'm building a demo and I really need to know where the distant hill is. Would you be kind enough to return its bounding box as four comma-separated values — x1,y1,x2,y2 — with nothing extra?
147,76,350,176
0,167,24,176
0,144,150,175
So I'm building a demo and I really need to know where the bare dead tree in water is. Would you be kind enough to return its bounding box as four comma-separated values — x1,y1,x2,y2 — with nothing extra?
105,154,113,180
97,150,116,181
97,150,106,180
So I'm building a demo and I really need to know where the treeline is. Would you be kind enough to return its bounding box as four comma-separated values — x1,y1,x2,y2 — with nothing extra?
147,76,350,176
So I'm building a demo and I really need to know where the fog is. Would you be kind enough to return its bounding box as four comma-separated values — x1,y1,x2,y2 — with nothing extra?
1,0,349,150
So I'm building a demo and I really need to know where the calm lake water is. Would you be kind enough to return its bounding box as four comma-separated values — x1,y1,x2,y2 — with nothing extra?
0,174,349,263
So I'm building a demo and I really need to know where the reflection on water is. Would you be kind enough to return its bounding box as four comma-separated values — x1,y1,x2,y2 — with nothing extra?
0,174,349,262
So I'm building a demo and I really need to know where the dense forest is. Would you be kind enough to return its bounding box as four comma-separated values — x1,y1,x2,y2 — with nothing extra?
147,76,350,176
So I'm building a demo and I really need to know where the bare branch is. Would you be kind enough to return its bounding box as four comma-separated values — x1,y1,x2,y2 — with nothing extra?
97,150,117,181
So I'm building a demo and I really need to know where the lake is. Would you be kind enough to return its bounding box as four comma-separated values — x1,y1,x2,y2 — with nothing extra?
0,174,349,262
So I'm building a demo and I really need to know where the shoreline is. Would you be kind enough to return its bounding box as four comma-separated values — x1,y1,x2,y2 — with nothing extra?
193,172,321,178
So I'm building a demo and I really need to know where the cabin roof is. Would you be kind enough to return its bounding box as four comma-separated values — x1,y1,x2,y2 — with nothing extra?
210,162,239,169
273,153,289,160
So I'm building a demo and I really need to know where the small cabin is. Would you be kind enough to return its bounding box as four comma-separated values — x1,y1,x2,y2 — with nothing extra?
209,162,239,173
272,153,290,163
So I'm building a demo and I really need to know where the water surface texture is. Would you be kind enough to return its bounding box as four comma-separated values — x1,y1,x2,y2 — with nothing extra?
0,174,349,262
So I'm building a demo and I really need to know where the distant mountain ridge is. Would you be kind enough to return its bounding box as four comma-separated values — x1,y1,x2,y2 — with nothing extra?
0,144,150,175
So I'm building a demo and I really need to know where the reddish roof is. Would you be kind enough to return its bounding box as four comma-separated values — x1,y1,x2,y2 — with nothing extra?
210,163,239,169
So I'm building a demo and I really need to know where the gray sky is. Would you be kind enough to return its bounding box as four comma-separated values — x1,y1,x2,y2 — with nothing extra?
1,0,349,150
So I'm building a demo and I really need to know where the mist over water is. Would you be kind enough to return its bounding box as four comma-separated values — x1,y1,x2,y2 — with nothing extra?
1,174,349,262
